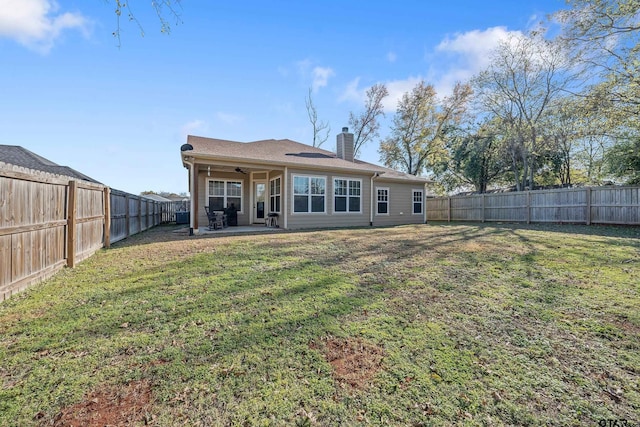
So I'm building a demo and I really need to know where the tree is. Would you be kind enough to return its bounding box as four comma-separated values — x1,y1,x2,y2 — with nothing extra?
379,81,472,176
472,33,577,190
542,96,584,186
434,118,509,193
556,0,639,118
110,0,183,46
606,136,640,184
305,88,330,148
348,83,388,158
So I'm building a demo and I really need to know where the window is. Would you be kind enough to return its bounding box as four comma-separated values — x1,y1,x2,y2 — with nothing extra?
208,180,243,212
293,175,326,213
412,190,423,214
376,188,389,215
270,176,281,213
334,178,361,213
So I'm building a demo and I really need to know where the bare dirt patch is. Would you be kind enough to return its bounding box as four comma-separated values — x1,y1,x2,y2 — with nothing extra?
311,337,385,390
46,380,152,427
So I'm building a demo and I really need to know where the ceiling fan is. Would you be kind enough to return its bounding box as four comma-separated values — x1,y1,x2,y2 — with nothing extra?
235,167,247,174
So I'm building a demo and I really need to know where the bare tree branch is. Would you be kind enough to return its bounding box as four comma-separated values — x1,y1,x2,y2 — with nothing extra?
305,88,330,148
348,83,389,158
110,0,183,47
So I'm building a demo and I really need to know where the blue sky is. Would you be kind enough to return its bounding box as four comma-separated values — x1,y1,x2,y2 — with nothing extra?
0,0,566,195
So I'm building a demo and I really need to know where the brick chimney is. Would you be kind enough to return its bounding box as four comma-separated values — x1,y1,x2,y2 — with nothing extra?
336,127,354,162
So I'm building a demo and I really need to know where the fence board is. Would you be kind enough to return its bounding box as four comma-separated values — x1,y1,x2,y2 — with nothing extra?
427,186,640,226
1,162,171,300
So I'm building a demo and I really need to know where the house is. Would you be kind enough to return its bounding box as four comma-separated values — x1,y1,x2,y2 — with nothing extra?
0,145,102,184
180,128,431,232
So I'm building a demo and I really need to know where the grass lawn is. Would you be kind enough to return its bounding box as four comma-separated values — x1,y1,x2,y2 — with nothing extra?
1,223,639,426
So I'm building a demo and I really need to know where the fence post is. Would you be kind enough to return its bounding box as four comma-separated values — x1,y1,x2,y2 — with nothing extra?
66,180,77,268
482,194,486,223
104,187,111,248
527,191,531,224
138,197,142,231
447,197,451,222
586,187,592,225
125,194,130,238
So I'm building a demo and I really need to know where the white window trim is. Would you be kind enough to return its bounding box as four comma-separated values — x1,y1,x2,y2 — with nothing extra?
332,177,363,214
376,187,390,216
207,178,244,214
412,189,424,215
269,175,282,214
292,174,327,214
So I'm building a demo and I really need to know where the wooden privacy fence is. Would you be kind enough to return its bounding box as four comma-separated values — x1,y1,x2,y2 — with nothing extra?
1,162,170,300
109,190,167,244
427,186,640,225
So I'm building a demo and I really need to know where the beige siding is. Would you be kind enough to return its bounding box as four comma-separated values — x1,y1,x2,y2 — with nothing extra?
284,169,425,229
285,169,370,229
372,181,425,227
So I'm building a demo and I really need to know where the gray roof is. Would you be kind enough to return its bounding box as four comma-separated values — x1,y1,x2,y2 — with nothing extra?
142,193,173,202
0,145,102,184
184,135,431,183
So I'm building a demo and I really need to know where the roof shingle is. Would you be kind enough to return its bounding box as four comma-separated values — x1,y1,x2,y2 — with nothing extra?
185,135,430,183
0,145,102,184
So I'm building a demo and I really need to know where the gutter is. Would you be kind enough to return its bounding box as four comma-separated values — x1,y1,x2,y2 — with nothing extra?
424,182,428,224
182,156,195,236
370,172,379,226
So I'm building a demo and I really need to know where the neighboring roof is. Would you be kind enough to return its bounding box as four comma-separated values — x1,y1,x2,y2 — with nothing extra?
0,145,102,184
184,135,431,183
142,193,173,202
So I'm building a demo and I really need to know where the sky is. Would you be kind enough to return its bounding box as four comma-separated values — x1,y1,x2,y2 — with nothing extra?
0,0,567,195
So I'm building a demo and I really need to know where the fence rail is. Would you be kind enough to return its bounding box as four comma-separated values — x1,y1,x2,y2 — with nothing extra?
426,186,640,225
1,162,172,300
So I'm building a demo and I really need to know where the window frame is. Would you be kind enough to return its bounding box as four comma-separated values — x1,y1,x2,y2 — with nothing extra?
333,177,362,214
292,174,327,214
412,189,423,215
269,176,282,214
376,187,389,216
207,179,244,213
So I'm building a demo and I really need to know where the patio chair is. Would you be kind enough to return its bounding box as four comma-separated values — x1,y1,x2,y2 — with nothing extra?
204,206,225,230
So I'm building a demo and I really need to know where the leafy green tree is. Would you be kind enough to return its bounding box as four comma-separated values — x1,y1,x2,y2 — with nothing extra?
435,119,510,193
379,81,472,176
556,0,639,119
606,137,640,184
472,33,578,190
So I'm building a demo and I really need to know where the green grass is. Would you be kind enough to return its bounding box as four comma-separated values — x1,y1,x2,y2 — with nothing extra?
1,223,639,426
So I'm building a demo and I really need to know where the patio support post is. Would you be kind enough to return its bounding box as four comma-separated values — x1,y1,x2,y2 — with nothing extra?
283,167,288,229
183,157,195,235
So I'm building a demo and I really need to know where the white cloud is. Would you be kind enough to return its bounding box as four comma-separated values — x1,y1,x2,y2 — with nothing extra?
436,26,522,71
295,59,335,92
386,51,397,63
181,119,209,137
430,26,524,95
0,0,90,53
385,76,424,112
339,76,423,113
311,66,335,92
215,112,243,125
338,77,364,104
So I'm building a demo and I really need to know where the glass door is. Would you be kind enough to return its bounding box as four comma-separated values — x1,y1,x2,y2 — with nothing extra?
254,182,266,223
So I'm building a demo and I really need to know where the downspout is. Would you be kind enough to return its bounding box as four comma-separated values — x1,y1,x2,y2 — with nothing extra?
370,172,379,226
283,167,288,229
423,182,428,224
183,156,195,236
